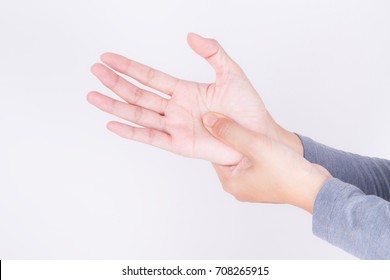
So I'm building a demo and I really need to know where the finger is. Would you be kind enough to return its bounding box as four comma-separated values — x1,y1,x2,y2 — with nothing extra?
107,121,172,152
100,52,180,96
187,32,243,76
87,92,166,131
202,112,259,159
91,63,168,114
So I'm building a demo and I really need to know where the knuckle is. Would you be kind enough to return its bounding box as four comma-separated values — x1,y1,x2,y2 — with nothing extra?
133,106,143,122
144,67,156,84
159,117,166,131
210,38,219,46
132,87,143,105
167,79,179,96
146,129,155,143
204,39,220,60
111,74,120,89
124,125,135,139
160,97,168,112
107,98,116,113
125,58,132,71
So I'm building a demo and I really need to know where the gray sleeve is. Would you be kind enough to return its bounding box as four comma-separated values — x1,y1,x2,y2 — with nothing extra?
298,135,390,201
313,178,390,259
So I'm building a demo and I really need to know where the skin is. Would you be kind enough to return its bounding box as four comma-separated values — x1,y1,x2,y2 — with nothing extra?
202,113,331,213
87,33,302,165
88,33,331,211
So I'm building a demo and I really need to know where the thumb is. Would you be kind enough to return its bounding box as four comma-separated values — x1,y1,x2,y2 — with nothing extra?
202,112,258,159
187,32,242,76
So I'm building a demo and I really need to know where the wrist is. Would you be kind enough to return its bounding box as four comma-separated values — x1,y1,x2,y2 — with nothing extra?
275,123,304,156
266,112,304,156
295,165,332,214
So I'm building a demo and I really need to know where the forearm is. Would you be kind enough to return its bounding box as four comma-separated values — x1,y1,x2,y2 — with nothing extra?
313,178,390,259
288,134,390,201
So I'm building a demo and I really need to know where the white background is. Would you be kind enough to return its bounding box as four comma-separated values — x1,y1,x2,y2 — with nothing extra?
0,0,389,259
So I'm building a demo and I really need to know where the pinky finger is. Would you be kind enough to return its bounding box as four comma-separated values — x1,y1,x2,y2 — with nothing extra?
107,121,172,152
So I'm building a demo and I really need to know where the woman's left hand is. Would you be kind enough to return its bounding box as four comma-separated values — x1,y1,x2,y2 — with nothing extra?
88,33,287,165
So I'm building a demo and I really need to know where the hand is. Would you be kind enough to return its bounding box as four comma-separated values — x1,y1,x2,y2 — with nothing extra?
88,33,297,165
202,112,331,213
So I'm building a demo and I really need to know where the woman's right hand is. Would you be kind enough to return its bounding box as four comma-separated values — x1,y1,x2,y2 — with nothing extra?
202,112,332,213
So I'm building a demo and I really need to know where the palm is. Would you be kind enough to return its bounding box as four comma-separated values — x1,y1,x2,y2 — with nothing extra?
88,33,273,165
165,75,268,164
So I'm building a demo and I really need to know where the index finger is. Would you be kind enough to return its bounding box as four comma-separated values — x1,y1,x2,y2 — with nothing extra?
101,52,180,96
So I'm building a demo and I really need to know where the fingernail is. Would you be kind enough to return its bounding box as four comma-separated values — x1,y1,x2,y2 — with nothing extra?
203,113,218,128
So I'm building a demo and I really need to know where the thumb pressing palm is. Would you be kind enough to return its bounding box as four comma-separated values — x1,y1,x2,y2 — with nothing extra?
202,112,331,213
